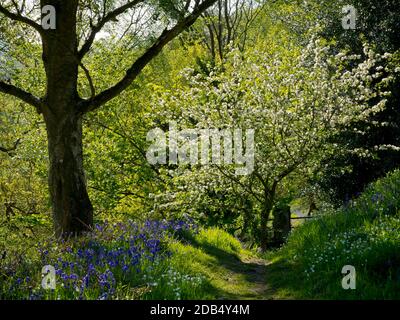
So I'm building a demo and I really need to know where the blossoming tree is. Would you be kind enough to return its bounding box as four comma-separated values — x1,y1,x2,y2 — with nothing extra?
154,37,393,250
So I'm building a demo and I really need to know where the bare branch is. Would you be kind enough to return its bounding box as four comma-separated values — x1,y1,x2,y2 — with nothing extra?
79,0,218,113
79,62,96,99
215,164,263,202
78,0,144,59
0,3,43,35
0,81,42,113
0,138,20,155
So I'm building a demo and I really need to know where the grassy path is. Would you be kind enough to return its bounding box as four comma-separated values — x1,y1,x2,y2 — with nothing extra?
221,255,273,300
170,229,276,300
194,248,273,299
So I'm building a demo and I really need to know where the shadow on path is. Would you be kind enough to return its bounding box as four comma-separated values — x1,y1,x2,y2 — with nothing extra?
189,239,274,300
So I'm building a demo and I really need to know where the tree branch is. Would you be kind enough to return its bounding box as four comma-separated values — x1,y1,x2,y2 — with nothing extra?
0,81,42,113
215,164,263,202
0,138,20,155
79,62,96,99
0,3,43,35
78,0,144,60
79,0,218,113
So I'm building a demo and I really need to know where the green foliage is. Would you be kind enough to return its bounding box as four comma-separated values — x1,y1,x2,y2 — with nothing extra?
147,30,393,245
0,95,50,247
304,0,400,204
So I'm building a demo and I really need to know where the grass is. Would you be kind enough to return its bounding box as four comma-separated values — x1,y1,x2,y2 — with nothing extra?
266,169,400,299
169,228,270,299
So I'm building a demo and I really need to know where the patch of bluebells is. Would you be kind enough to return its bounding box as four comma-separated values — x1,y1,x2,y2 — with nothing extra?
4,219,197,300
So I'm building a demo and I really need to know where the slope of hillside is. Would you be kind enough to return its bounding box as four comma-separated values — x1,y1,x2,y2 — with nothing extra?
266,170,400,299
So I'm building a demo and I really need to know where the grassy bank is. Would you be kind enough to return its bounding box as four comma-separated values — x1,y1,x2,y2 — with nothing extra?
267,170,400,299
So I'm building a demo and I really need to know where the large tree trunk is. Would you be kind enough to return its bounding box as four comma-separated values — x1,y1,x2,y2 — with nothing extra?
41,0,92,237
44,111,93,237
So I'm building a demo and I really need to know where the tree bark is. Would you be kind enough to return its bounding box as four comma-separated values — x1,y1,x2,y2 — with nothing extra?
240,198,253,242
272,204,291,247
260,184,277,252
260,199,272,252
44,111,93,237
41,0,93,237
